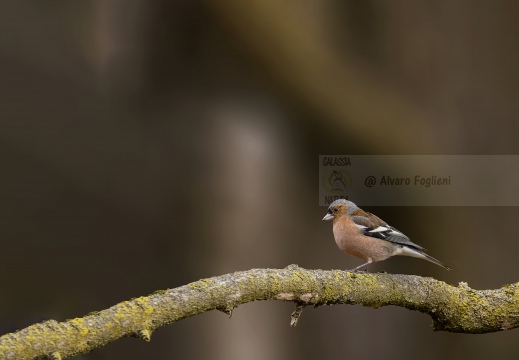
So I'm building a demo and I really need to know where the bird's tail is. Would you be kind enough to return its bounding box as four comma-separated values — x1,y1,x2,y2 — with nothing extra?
399,246,452,270
422,253,452,271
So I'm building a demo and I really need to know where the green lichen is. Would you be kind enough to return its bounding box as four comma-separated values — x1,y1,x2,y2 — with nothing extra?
2,267,518,359
188,278,214,291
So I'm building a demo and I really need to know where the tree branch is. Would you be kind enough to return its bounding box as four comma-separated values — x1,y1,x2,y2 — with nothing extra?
2,265,519,359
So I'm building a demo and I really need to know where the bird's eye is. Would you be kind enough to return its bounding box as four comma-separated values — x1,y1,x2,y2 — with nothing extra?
333,208,338,213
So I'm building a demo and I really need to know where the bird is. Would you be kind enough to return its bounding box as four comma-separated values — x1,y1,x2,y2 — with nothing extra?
322,199,451,271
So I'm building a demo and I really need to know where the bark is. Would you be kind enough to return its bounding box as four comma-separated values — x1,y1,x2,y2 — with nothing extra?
1,265,518,359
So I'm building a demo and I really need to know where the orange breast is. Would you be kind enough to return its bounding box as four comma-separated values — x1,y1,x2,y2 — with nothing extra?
332,216,395,261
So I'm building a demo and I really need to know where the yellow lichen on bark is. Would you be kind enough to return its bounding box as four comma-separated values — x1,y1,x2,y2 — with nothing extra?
1,265,519,359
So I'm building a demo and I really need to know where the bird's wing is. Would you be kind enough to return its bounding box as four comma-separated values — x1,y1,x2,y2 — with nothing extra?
350,209,425,251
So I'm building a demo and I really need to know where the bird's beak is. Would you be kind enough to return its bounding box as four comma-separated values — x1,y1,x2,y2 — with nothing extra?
322,213,334,221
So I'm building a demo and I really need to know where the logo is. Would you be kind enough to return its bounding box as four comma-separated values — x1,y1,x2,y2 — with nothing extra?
322,169,352,193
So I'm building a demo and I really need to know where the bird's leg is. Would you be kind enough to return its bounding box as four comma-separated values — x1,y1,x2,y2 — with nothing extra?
350,259,373,273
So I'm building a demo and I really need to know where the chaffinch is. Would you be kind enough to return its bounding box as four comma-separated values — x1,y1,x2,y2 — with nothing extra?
322,199,451,271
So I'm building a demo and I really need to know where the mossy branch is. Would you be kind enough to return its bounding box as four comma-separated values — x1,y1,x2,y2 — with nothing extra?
2,265,519,359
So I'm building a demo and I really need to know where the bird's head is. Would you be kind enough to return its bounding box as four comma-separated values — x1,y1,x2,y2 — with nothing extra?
322,199,358,221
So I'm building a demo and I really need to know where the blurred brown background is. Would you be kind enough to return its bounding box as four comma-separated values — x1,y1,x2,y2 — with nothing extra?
1,1,518,359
